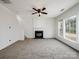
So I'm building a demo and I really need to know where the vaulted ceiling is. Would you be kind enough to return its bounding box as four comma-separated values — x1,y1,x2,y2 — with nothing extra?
0,0,79,17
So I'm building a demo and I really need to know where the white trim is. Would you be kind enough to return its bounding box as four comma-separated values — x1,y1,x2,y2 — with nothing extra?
76,15,79,43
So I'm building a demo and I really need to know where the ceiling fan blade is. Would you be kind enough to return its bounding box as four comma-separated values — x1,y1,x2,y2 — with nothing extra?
32,12,38,15
1,0,11,4
33,8,38,11
42,7,46,11
41,12,48,14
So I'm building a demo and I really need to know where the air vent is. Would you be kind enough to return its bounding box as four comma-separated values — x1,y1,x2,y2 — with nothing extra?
1,0,11,4
60,8,64,12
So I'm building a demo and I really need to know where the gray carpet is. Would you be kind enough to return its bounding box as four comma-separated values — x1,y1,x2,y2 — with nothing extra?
0,39,79,59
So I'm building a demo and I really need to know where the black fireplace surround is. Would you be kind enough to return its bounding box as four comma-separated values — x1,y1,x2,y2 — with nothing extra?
35,31,43,39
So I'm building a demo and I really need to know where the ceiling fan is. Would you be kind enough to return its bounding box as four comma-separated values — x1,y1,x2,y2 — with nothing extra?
1,0,11,4
32,7,48,17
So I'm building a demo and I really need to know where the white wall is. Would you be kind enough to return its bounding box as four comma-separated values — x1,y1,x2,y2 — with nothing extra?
0,4,24,50
18,14,34,38
55,3,79,51
34,17,56,38
19,13,56,38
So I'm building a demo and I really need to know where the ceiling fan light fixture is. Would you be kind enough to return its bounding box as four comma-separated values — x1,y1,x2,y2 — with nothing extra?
32,7,47,17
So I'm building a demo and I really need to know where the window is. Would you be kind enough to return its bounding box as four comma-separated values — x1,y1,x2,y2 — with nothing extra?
58,20,63,37
65,16,76,41
58,16,77,41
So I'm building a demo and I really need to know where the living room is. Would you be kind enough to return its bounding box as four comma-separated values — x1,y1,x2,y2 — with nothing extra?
0,0,79,59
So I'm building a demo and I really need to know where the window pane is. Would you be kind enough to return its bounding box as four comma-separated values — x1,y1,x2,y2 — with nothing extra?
65,16,76,41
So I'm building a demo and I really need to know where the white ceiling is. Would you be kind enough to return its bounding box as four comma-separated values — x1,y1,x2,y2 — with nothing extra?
1,0,79,17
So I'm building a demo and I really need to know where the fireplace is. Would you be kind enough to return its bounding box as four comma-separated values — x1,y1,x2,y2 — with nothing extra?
35,31,43,39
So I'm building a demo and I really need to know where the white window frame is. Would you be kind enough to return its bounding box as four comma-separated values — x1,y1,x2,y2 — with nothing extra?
58,19,64,38
76,15,79,43
58,15,78,43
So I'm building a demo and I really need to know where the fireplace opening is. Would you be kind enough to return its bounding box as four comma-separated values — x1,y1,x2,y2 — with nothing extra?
35,31,43,39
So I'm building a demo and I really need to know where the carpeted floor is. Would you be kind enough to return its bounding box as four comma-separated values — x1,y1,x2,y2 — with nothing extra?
0,39,79,59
